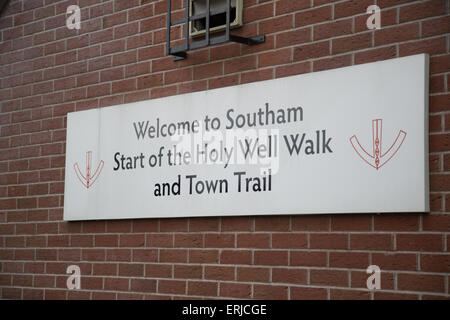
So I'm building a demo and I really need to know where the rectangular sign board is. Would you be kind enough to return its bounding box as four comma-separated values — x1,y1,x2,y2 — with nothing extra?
64,54,429,221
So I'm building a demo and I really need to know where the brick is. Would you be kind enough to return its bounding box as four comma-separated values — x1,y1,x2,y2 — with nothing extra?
221,217,253,232
254,216,290,231
178,80,207,95
259,15,293,35
398,273,445,293
237,233,270,248
133,249,158,262
330,289,371,300
237,267,270,282
374,292,419,300
294,41,329,61
396,234,443,252
350,233,393,251
241,68,273,84
224,56,256,74
119,234,145,247
220,250,252,265
93,263,117,276
258,48,291,68
430,114,443,132
126,62,151,78
272,233,307,248
130,279,156,293
243,2,273,23
430,134,450,153
220,283,251,299
374,23,420,46
138,45,163,61
151,85,177,99
420,254,450,273
314,19,352,41
292,215,329,231
310,269,348,287
146,234,173,247
429,155,441,172
104,278,129,291
423,214,450,231
138,73,163,89
276,0,310,15
119,263,144,277
160,218,188,232
188,281,218,296
290,287,327,300
205,266,234,281
422,15,450,37
15,248,35,260
399,0,446,23
272,268,307,284
145,264,172,278
189,249,219,263
6,236,25,248
112,79,136,94
254,250,288,266
210,43,240,61
105,219,131,233
204,233,234,248
374,214,419,231
23,289,43,300
174,265,202,279
128,4,153,21
254,284,288,300
82,249,105,262
160,249,187,263
399,37,447,57
174,233,203,248
18,198,37,209
158,280,186,294
140,15,166,33
2,288,23,300
430,75,445,94
95,234,118,247
310,233,348,249
36,248,57,261
47,235,69,247
335,0,373,18
333,33,372,55
430,94,450,112
329,252,370,269
372,253,417,271
276,28,311,48
313,55,352,72
164,68,192,84
34,275,54,288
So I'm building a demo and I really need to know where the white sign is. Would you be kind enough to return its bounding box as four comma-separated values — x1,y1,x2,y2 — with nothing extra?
63,54,429,221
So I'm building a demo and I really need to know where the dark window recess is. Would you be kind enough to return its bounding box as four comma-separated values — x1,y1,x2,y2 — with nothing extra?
167,0,265,61
192,7,236,32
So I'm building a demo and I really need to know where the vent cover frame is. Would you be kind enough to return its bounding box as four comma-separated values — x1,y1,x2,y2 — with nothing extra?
167,0,265,61
189,0,243,37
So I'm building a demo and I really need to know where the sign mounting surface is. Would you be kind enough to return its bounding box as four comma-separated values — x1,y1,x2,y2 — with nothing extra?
64,54,429,221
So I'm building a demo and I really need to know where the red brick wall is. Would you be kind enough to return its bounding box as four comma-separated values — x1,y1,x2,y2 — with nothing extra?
0,0,449,300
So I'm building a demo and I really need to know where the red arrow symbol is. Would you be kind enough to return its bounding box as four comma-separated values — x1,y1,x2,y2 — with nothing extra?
74,151,104,188
350,119,406,170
